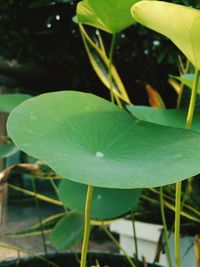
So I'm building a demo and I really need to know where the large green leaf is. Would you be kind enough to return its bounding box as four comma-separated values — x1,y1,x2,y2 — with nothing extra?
131,1,200,69
0,94,31,113
49,212,84,251
77,0,140,34
127,106,200,132
7,91,200,188
59,179,141,220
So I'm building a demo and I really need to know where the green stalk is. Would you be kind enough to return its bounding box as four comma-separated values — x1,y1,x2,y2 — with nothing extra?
177,59,190,109
31,177,48,257
16,249,20,267
175,181,182,267
175,68,200,267
109,34,116,103
49,178,59,199
80,185,93,267
185,68,200,129
160,187,172,267
131,209,139,264
102,225,136,267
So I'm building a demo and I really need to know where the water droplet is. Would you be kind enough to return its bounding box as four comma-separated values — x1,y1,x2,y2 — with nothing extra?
56,15,60,21
153,40,160,46
175,154,183,159
30,112,37,120
47,23,52,29
96,151,104,158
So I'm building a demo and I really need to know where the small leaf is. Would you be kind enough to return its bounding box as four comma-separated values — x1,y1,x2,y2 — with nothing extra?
168,78,182,95
0,94,31,113
145,84,165,108
77,0,140,34
0,143,18,158
49,212,84,251
172,74,200,94
59,179,141,220
131,1,200,69
7,91,200,188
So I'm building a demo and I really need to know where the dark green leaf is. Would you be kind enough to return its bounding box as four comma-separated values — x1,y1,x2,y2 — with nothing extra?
59,179,141,220
49,212,84,250
0,94,31,113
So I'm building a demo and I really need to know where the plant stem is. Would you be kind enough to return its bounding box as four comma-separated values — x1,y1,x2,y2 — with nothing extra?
80,185,93,267
177,59,190,109
49,178,59,199
102,224,136,267
31,177,48,257
186,68,200,129
109,34,116,103
175,68,200,267
175,181,182,267
160,187,172,267
131,209,139,264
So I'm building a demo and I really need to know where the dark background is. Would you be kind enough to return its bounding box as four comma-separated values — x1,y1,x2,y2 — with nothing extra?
0,0,199,106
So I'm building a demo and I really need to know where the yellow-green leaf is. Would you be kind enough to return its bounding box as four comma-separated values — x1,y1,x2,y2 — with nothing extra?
131,1,200,69
77,0,140,34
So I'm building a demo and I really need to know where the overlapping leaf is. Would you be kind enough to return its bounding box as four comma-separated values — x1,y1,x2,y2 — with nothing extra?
127,106,200,131
59,179,141,220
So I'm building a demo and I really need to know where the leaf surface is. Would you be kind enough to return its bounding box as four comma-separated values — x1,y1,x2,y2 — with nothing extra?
77,0,140,34
7,91,200,188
